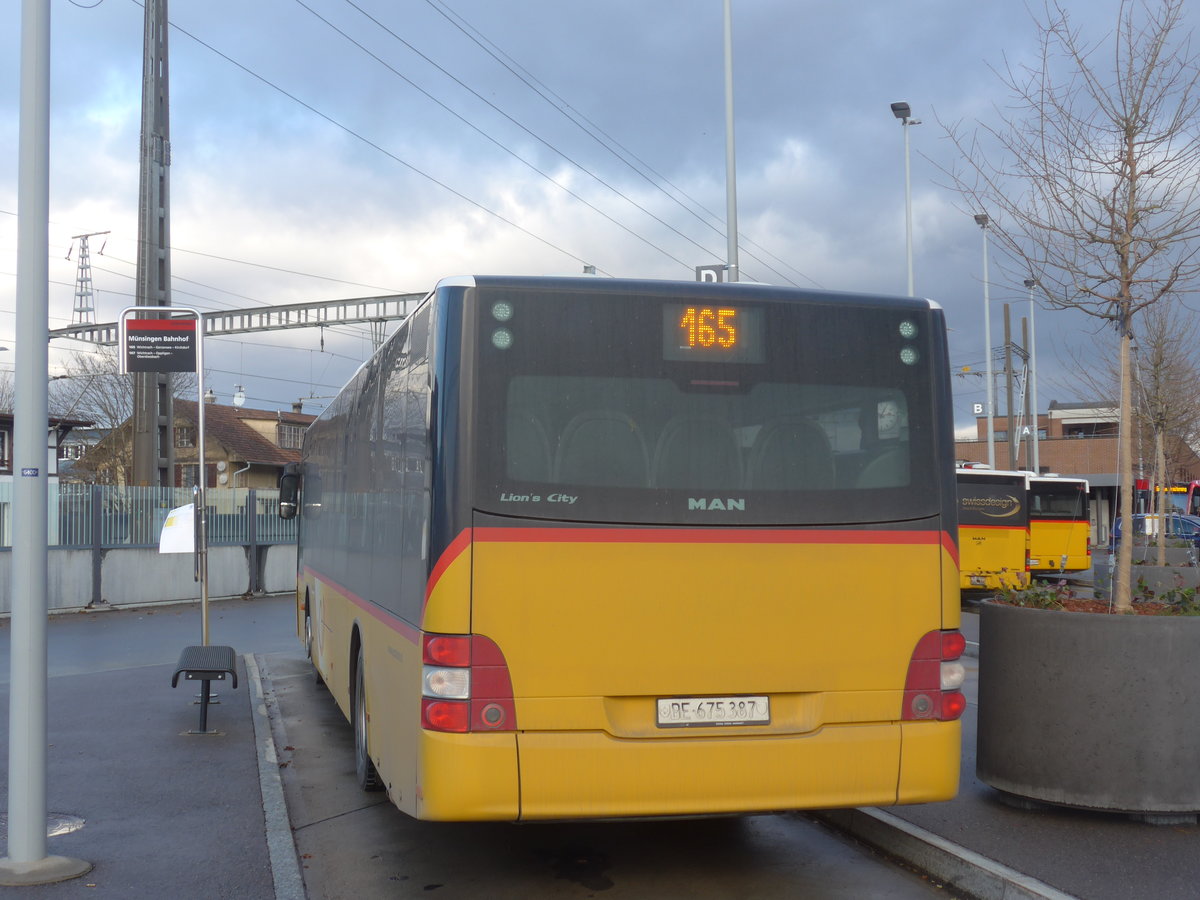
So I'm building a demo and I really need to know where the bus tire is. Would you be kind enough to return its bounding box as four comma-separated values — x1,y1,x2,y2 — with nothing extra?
354,644,383,792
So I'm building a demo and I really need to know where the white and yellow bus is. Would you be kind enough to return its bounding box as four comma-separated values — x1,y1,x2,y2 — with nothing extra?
1028,475,1090,574
280,276,964,821
955,467,1031,591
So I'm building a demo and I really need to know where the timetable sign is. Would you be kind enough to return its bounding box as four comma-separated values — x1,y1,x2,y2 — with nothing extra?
124,317,197,373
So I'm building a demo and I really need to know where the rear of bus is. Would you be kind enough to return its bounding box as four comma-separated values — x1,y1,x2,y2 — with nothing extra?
417,277,962,820
1028,477,1090,574
955,469,1030,590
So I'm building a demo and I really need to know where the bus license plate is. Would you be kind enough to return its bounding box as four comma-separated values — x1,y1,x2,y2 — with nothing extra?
657,696,770,727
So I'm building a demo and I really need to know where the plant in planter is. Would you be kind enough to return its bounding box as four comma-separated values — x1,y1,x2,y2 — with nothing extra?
944,0,1200,822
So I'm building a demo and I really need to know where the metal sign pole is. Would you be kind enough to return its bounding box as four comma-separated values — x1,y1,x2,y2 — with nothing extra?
195,322,209,645
118,305,207,643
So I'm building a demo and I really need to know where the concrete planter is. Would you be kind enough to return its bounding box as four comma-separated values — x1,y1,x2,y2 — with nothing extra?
977,601,1200,816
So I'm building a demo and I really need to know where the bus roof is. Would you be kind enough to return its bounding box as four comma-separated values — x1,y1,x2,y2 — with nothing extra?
433,275,944,311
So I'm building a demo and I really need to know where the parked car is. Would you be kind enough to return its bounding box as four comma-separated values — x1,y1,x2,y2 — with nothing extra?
1110,513,1200,550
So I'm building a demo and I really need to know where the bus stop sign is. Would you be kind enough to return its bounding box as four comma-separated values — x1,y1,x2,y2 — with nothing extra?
121,316,197,373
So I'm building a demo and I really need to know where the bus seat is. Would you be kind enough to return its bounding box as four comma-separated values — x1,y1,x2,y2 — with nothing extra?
745,417,834,490
855,443,909,488
554,411,649,487
652,416,743,488
506,407,553,482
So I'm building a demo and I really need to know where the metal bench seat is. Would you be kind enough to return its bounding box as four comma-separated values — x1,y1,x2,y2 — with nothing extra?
171,645,238,734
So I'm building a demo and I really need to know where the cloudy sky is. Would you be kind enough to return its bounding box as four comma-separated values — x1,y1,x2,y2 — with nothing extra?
1,0,1188,427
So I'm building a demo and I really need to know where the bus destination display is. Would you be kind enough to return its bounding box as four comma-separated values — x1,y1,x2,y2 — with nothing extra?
662,303,765,363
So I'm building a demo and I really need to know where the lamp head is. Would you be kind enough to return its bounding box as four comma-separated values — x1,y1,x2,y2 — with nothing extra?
974,213,989,228
890,101,912,120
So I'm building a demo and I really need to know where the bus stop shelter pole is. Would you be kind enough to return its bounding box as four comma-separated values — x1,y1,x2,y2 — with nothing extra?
0,0,91,884
195,322,209,645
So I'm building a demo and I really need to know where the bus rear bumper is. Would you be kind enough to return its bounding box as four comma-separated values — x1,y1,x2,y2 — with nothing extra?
513,721,958,821
414,722,960,821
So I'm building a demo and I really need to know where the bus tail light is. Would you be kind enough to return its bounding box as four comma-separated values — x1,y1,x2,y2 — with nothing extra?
902,630,966,722
421,633,517,733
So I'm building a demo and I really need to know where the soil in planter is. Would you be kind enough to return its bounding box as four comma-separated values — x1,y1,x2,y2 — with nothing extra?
992,594,1176,615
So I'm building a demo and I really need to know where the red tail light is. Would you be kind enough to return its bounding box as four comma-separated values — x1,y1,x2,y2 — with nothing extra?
421,633,517,733
902,630,966,722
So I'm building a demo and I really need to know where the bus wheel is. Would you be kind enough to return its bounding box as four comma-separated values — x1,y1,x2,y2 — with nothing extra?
353,645,383,792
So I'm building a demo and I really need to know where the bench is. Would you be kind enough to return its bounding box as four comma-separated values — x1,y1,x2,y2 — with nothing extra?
171,645,238,734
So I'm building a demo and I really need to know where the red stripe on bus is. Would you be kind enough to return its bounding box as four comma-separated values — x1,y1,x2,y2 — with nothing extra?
303,565,420,644
423,525,958,599
941,530,959,566
472,526,946,544
425,528,474,605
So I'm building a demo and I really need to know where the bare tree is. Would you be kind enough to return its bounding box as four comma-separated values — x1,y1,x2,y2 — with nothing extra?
1131,302,1200,563
942,0,1200,611
0,369,13,413
49,348,197,484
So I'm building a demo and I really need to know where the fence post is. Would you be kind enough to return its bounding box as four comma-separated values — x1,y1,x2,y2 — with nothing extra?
91,484,102,607
247,488,260,594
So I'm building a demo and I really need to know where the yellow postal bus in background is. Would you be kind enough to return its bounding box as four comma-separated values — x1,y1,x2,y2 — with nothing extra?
956,467,1031,591
280,276,964,821
1028,475,1090,575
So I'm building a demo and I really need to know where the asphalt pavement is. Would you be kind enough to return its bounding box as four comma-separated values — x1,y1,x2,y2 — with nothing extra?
0,595,1196,899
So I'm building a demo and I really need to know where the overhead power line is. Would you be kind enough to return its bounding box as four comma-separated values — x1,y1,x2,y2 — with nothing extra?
420,0,821,287
321,0,720,273
164,14,608,276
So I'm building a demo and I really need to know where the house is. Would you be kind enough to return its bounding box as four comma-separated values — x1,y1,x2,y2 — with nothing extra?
0,412,95,477
74,399,316,488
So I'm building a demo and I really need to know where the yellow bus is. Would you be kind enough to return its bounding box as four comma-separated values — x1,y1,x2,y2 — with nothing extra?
279,275,964,821
956,467,1031,591
1027,476,1090,574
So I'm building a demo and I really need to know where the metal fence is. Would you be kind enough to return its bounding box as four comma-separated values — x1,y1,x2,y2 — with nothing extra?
0,483,296,549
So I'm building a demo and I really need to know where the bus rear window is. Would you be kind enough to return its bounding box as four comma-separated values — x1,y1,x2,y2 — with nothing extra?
473,286,943,526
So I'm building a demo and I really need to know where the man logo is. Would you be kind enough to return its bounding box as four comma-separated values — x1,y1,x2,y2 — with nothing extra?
689,498,746,511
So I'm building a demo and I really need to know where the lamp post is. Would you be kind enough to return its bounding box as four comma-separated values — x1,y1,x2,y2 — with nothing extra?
975,213,995,468
1024,278,1040,474
891,102,921,296
723,0,739,283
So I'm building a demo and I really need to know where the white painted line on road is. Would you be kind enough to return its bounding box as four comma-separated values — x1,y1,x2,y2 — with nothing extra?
246,653,306,900
815,807,1080,900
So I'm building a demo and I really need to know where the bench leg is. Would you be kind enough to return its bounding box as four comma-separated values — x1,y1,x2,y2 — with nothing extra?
187,679,219,735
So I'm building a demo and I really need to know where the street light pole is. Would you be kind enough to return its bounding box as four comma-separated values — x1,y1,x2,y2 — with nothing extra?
2,0,92,885
723,0,739,283
975,214,996,468
1024,278,1040,474
891,102,921,296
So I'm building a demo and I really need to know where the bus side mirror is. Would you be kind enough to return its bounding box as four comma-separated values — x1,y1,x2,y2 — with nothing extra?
279,466,300,520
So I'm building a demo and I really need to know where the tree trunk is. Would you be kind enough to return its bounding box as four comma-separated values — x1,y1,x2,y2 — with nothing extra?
1155,428,1168,567
1116,330,1135,613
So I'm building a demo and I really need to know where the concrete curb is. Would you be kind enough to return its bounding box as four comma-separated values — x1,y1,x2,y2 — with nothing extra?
813,807,1079,900
246,653,306,900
